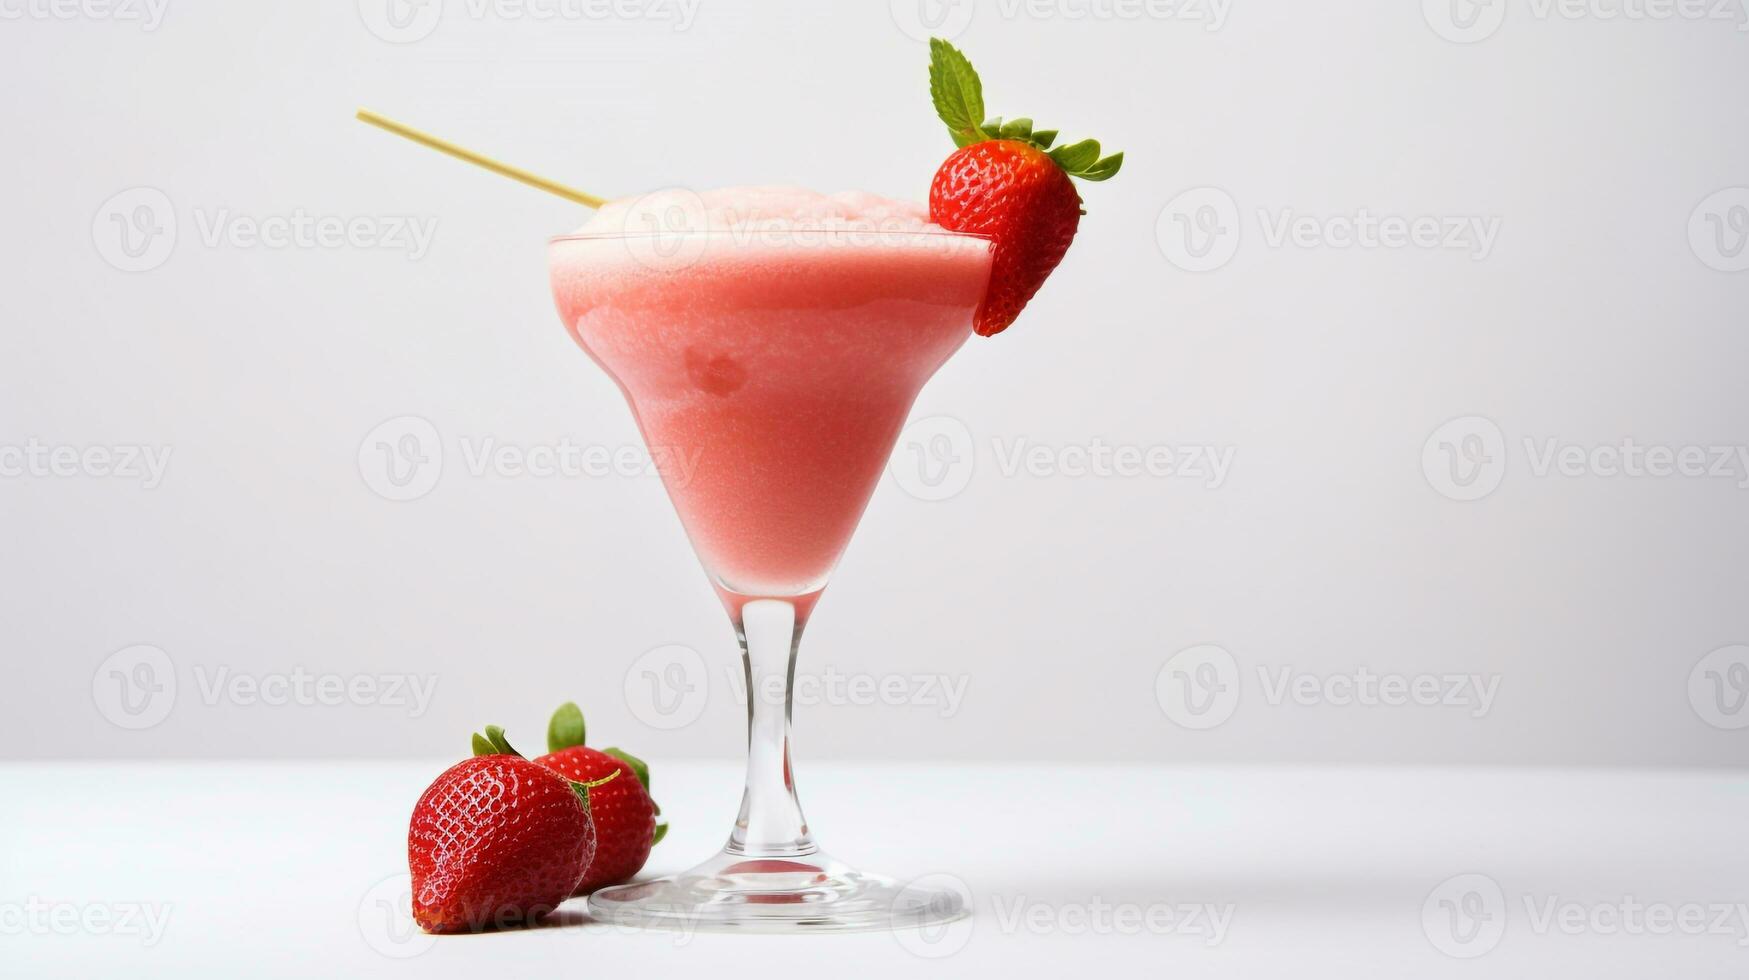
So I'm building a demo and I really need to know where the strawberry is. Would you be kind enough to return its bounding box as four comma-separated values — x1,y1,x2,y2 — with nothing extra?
407,725,614,934
925,38,1123,337
534,702,667,894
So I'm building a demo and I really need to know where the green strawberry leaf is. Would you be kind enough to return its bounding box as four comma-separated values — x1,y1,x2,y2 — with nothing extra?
929,38,988,148
926,39,1124,202
602,747,650,794
1079,152,1124,181
1049,139,1101,174
547,701,586,754
652,822,669,846
471,724,522,758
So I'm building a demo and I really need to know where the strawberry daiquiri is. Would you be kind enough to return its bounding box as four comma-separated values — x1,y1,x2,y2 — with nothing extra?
546,41,1121,932
366,37,1122,935
549,195,996,930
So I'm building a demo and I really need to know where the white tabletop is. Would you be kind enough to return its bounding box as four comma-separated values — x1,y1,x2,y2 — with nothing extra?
2,761,1744,977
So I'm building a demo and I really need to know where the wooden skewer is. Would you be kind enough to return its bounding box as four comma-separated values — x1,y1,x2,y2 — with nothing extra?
355,109,606,209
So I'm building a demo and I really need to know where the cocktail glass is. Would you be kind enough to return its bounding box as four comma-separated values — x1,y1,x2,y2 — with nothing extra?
548,226,992,932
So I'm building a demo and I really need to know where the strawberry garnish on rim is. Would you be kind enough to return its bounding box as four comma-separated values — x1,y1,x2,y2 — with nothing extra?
926,38,1123,337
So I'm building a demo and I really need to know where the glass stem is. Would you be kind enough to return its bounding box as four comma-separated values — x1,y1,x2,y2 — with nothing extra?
726,598,816,858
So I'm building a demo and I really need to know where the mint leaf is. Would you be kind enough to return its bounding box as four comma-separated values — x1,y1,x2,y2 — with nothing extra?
929,38,987,148
546,702,586,753
927,39,1125,194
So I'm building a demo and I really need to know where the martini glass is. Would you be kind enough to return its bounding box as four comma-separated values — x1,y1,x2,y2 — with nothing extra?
549,226,992,932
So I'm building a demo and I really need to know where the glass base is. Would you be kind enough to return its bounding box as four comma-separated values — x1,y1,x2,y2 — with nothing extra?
587,850,967,933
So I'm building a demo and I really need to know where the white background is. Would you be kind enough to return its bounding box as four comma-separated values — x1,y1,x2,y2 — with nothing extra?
3,0,1748,768
9,762,1748,976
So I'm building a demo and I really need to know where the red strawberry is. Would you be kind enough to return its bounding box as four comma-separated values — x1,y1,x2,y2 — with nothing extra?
534,702,667,894
925,38,1123,337
407,725,610,934
931,140,1082,336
